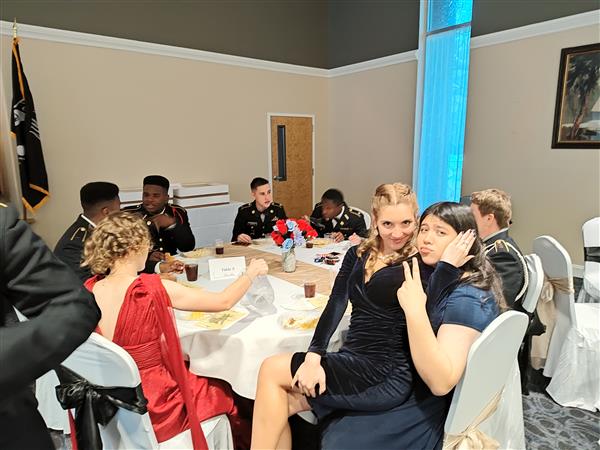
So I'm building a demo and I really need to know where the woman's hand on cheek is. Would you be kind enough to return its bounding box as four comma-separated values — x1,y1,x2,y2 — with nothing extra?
397,257,426,314
440,230,476,268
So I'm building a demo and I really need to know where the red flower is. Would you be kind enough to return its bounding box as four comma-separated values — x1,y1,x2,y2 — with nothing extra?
271,231,285,246
276,219,288,235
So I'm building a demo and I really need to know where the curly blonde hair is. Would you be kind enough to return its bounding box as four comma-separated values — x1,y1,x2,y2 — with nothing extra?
357,183,418,277
82,211,151,275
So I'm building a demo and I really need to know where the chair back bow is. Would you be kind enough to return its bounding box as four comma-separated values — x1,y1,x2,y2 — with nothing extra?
55,365,148,450
443,390,502,450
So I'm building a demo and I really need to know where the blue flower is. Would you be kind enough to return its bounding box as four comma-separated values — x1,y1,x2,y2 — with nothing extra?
294,234,305,247
286,219,297,232
282,238,294,251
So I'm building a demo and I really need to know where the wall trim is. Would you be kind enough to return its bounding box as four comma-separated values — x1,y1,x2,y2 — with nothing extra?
1,9,598,78
0,21,329,78
471,9,599,50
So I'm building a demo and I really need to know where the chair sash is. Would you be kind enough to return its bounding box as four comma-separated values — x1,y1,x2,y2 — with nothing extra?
584,246,600,264
443,390,502,450
55,365,148,450
531,276,574,369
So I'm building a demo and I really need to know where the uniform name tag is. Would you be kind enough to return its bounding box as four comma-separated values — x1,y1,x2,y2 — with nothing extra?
209,257,246,280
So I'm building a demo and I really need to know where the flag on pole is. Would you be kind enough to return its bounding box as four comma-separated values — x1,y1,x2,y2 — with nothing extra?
11,37,49,213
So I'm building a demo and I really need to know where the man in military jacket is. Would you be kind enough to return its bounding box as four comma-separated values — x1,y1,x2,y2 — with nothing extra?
310,189,368,242
0,202,100,449
124,175,194,273
54,182,120,281
232,177,286,243
471,188,544,394
470,189,528,307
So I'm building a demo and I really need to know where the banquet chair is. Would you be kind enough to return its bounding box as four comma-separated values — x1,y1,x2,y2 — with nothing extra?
578,217,600,303
349,206,371,229
522,254,544,314
36,332,233,449
534,236,600,411
444,310,528,449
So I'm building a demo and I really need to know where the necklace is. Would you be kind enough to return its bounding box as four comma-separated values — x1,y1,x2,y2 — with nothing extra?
377,253,396,261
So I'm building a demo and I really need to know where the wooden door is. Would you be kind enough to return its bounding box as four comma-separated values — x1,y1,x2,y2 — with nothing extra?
270,116,313,219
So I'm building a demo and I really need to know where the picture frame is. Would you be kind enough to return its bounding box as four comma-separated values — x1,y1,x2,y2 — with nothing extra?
551,43,600,149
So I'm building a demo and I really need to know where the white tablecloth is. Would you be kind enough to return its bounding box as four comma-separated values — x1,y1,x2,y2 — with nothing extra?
176,243,351,399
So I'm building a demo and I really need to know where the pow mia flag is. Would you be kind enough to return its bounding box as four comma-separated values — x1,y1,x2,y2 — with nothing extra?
11,37,49,212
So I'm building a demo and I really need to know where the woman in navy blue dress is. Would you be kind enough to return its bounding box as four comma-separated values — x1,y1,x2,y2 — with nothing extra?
250,194,504,449
321,202,505,450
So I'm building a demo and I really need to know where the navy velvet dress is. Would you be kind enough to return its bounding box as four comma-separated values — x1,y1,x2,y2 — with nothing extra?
325,268,498,449
291,246,441,416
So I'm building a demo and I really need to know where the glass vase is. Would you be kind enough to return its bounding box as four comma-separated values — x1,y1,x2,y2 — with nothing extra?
282,247,297,273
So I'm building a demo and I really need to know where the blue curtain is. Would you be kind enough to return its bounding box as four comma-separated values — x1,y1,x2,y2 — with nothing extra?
416,0,472,210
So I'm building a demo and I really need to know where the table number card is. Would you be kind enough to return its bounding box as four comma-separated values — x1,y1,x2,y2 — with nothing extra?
208,257,246,281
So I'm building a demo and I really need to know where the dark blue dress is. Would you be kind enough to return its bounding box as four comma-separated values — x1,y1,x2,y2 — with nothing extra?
318,263,500,450
291,246,443,416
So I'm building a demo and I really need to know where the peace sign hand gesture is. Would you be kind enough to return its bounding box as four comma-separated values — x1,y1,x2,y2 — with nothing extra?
397,257,426,315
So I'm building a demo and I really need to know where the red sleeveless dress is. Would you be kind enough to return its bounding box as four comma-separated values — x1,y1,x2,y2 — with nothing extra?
85,273,250,449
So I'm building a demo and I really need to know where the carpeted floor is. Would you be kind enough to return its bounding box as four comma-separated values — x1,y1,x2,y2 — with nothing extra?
522,368,599,450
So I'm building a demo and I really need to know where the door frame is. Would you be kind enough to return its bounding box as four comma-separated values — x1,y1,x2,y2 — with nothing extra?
266,113,316,207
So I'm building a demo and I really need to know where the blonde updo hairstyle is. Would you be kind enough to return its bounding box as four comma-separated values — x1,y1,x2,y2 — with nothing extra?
357,183,418,277
82,211,151,275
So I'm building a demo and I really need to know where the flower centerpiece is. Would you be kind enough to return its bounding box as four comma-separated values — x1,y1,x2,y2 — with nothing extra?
271,219,318,272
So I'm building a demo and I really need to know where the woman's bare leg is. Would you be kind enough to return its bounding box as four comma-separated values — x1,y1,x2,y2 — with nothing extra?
252,354,311,449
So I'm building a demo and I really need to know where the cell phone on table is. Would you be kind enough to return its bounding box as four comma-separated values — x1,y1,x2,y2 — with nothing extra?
329,251,341,256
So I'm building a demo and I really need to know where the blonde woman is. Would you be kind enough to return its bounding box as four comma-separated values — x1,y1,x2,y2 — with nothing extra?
251,183,434,449
82,212,267,450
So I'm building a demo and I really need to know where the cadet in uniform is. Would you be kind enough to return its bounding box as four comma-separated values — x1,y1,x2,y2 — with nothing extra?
232,177,286,243
1,202,100,450
471,188,544,394
123,175,194,273
309,188,368,242
54,182,120,282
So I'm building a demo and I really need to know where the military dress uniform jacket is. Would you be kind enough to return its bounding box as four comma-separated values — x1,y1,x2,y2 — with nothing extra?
124,203,195,252
483,229,527,308
0,203,101,449
231,201,287,241
54,214,93,282
310,203,368,239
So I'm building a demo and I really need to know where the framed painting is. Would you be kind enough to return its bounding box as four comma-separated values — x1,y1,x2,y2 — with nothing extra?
552,43,600,149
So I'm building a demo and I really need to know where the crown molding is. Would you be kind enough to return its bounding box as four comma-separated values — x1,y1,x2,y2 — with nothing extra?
0,21,329,78
471,9,599,50
1,9,597,78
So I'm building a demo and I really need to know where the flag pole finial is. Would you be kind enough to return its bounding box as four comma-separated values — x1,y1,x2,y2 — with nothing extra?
13,18,18,39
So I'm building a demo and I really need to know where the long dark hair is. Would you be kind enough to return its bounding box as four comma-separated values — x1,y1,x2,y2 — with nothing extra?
420,202,506,309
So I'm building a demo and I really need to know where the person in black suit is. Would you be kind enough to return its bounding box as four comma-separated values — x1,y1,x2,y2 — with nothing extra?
309,189,368,243
123,175,193,274
54,182,121,282
0,202,101,450
470,188,544,394
232,177,286,243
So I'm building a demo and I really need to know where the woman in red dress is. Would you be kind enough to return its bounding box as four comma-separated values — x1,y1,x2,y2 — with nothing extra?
82,211,268,450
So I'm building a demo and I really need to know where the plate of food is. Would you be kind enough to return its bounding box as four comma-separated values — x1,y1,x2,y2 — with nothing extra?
251,238,270,246
279,311,321,331
279,293,320,311
182,248,213,258
310,238,331,247
181,308,249,330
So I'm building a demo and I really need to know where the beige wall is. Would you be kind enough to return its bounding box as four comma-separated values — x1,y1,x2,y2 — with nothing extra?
463,24,600,264
2,23,598,263
328,62,418,214
0,36,329,246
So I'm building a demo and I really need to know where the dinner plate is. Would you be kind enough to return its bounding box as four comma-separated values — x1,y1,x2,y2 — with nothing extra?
279,293,319,311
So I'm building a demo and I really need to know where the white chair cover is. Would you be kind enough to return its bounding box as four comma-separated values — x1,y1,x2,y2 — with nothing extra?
579,217,600,302
533,236,600,411
36,332,233,449
444,311,528,449
522,254,544,314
